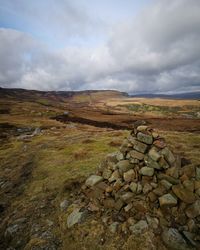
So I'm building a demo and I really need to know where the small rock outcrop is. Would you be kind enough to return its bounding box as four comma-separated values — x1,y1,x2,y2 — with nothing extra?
70,125,200,249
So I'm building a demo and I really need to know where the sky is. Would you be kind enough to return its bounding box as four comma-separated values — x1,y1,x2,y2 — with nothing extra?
0,0,200,93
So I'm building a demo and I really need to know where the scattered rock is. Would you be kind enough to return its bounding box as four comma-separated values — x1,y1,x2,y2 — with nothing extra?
67,208,87,228
185,200,200,218
129,220,148,235
140,167,154,176
159,193,177,207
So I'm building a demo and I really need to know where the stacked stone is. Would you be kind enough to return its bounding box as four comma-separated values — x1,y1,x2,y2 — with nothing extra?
82,125,200,248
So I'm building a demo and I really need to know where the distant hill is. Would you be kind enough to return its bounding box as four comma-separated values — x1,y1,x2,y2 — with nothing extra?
129,92,200,100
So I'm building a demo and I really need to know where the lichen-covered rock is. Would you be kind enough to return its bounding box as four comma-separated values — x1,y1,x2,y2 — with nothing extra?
185,200,200,218
129,220,148,235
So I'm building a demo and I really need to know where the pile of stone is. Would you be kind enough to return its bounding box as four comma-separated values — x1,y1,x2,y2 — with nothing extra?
81,125,200,249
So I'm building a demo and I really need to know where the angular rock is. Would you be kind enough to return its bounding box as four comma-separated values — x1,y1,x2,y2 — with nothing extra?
148,147,161,162
60,199,69,211
67,208,85,228
85,175,103,187
160,147,175,165
133,140,148,153
113,179,123,191
121,192,134,203
102,169,112,180
185,200,200,218
166,166,179,179
123,169,135,182
140,167,154,177
159,193,177,207
137,132,153,145
136,183,143,194
116,152,124,161
172,184,196,204
183,180,194,192
103,198,115,209
196,167,200,180
129,220,148,235
153,139,166,149
115,199,124,211
108,170,120,182
117,160,133,174
162,228,191,250
143,183,153,194
109,222,119,233
158,156,169,169
129,150,144,160
157,173,180,185
160,179,172,190
147,157,162,170
129,182,137,193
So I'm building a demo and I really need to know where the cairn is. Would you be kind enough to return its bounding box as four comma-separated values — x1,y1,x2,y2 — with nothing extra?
81,125,200,249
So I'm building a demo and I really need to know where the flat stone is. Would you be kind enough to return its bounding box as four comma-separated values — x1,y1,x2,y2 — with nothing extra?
106,152,118,164
160,147,175,165
136,183,143,194
182,231,196,247
140,167,154,176
124,203,133,212
117,160,133,174
129,150,144,160
153,138,166,149
116,152,124,161
185,200,200,218
172,184,196,204
115,199,124,210
153,185,166,196
129,220,148,235
162,228,191,250
148,192,157,202
129,182,137,193
123,169,135,182
67,208,85,228
182,165,196,178
133,140,148,153
85,175,103,187
148,147,161,161
113,179,123,191
159,193,177,207
137,132,153,145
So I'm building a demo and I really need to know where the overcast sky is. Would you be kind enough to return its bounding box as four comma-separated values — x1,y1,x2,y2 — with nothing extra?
0,0,200,93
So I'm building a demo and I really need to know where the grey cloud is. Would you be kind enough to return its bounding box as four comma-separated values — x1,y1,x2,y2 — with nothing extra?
0,0,200,93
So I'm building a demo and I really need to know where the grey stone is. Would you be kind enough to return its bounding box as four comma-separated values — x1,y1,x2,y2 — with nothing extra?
85,175,103,187
182,231,196,247
129,182,137,193
129,150,144,160
140,167,154,176
159,193,177,207
147,157,162,170
102,169,112,180
160,179,173,190
60,199,69,211
133,140,148,153
123,169,135,182
67,208,87,228
143,183,153,194
116,152,124,161
196,167,200,180
137,132,153,145
108,170,120,182
136,183,143,194
129,220,148,235
159,156,169,169
137,125,148,132
157,173,180,185
148,147,161,162
121,192,134,203
162,228,192,250
160,147,175,165
117,160,133,174
185,200,200,218
109,222,119,233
